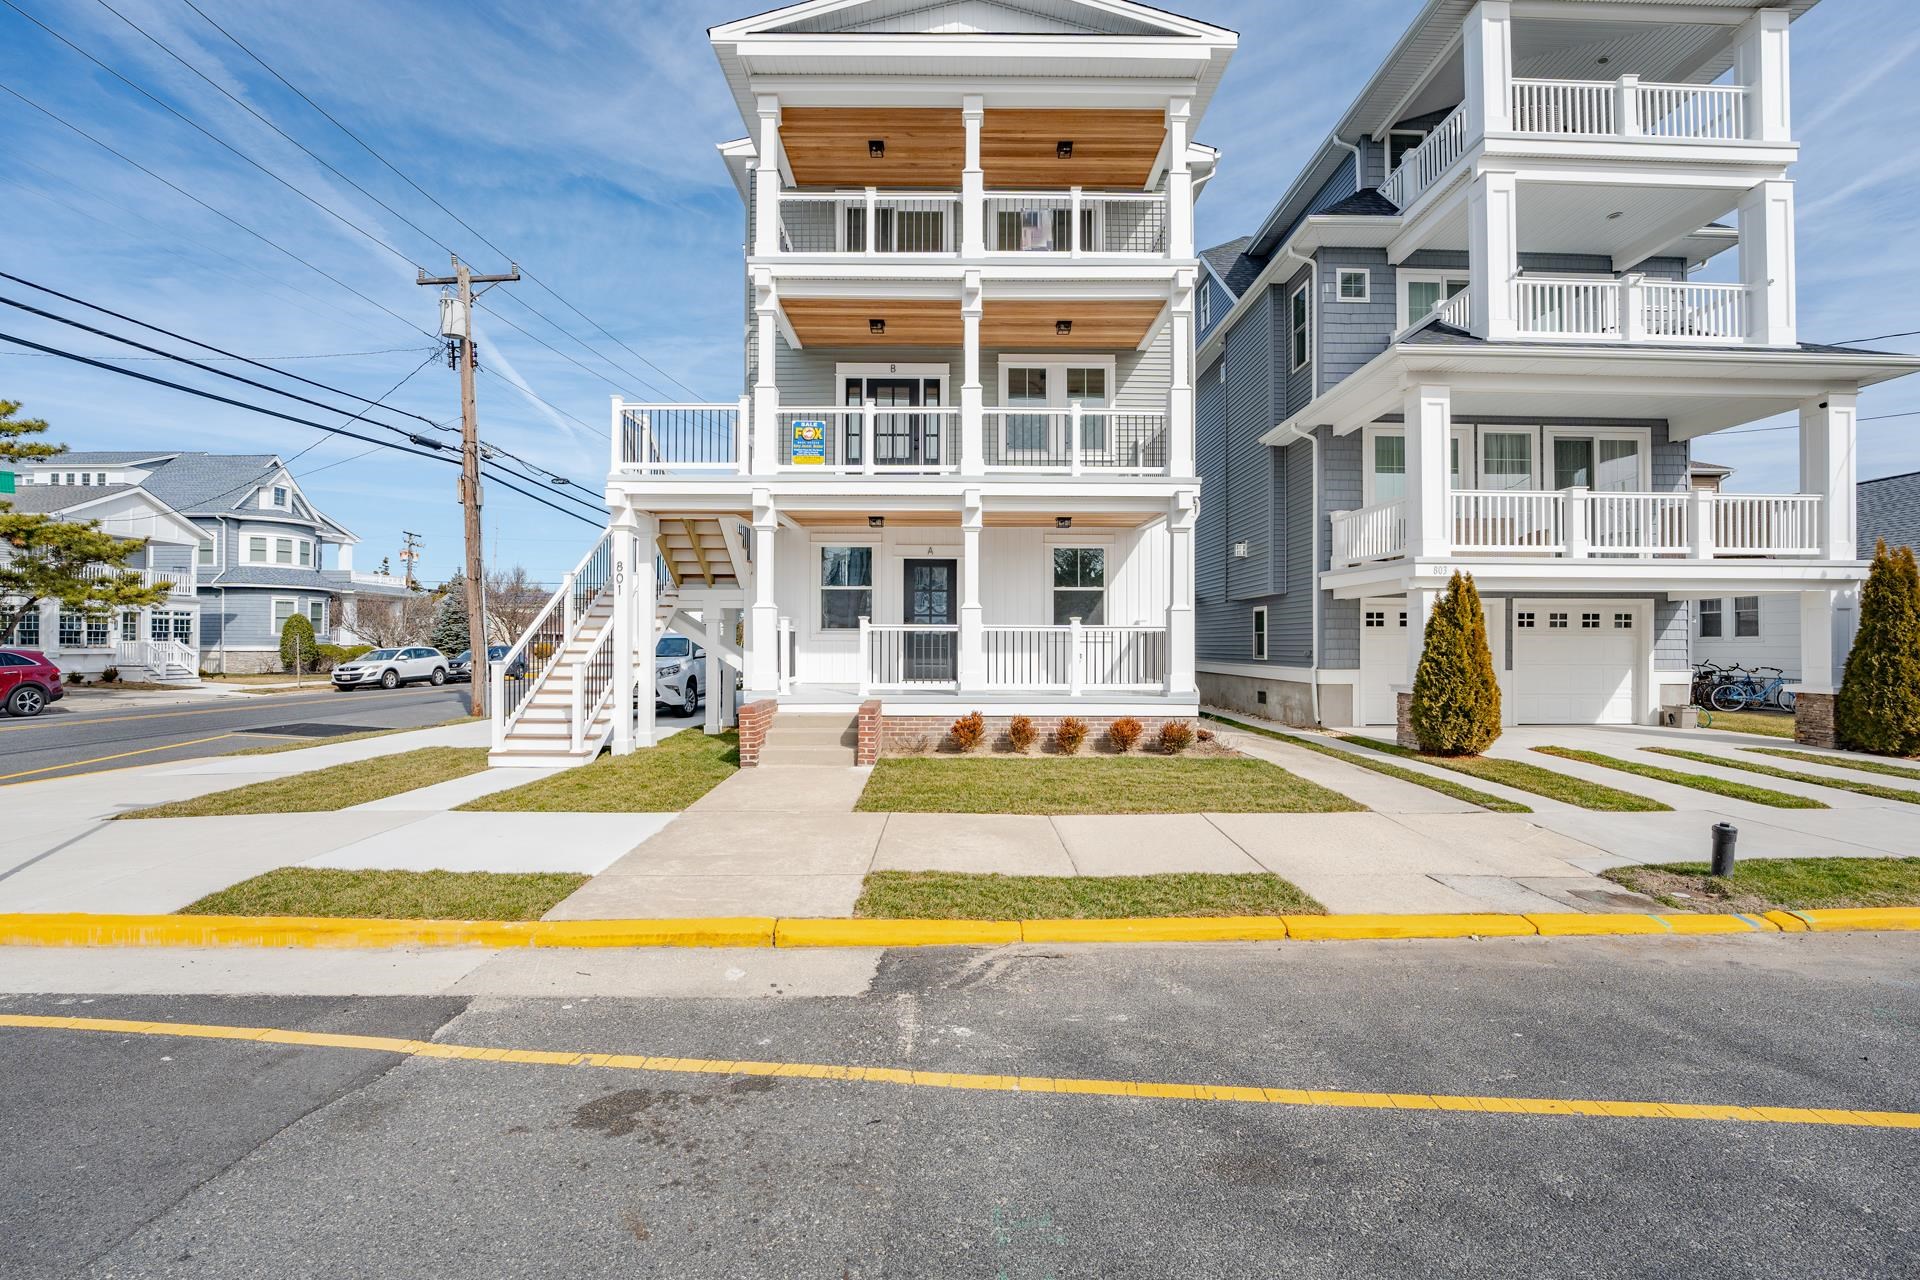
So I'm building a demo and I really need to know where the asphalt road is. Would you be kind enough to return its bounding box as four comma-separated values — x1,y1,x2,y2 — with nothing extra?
2,933,1915,1277
0,683,475,785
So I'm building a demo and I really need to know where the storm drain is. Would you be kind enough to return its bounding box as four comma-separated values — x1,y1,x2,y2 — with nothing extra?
239,723,387,738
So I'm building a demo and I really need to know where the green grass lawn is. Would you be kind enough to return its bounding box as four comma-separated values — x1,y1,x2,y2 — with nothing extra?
225,716,474,757
1647,747,1920,806
180,867,588,920
458,729,738,812
1749,747,1920,780
1604,857,1920,914
1339,735,1668,811
1532,746,1827,809
120,747,491,819
1203,713,1530,813
854,870,1325,919
854,755,1362,815
1698,709,1795,738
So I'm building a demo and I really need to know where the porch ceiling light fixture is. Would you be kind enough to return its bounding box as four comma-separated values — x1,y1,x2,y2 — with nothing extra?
868,139,885,158
1055,516,1072,529
1055,319,1072,336
868,515,885,528
869,318,886,335
1056,140,1074,159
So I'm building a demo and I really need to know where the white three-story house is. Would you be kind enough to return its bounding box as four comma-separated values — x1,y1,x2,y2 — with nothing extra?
1193,0,1919,747
487,0,1236,765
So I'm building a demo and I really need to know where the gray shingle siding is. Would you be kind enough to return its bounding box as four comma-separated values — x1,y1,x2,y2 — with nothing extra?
1319,428,1363,669
1224,290,1277,601
1857,472,1920,557
1316,248,1395,389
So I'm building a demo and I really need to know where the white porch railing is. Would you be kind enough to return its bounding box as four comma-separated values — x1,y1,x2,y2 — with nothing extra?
1636,83,1747,141
1335,491,1825,565
775,405,962,473
1513,277,1750,345
569,615,617,754
1513,277,1621,339
115,638,195,675
981,407,1169,473
1510,77,1749,141
1510,77,1614,135
775,191,963,254
491,528,614,751
1330,499,1407,565
1380,105,1467,210
1640,281,1749,343
861,620,1170,694
1436,290,1471,330
859,622,961,692
615,399,748,473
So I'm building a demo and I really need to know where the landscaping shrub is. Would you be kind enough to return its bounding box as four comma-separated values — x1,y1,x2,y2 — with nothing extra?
315,643,372,674
1108,716,1144,753
100,665,119,683
1409,570,1501,756
1052,716,1088,756
1006,715,1036,754
1196,727,1214,743
278,613,319,674
1156,721,1194,755
949,710,987,753
1837,541,1920,756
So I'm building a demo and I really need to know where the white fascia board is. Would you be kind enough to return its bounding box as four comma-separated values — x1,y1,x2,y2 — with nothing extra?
609,477,1191,509
1322,558,1868,600
744,76,1207,111
761,264,1183,292
711,0,1237,43
717,137,755,201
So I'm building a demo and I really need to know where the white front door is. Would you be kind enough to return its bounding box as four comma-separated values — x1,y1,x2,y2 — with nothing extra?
1357,596,1507,726
1512,603,1639,724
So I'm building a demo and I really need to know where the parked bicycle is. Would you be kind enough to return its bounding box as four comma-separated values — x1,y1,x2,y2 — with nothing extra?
1703,663,1796,713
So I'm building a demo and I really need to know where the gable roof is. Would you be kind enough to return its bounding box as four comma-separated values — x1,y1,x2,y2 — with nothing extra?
28,450,177,467
1,483,138,513
1859,471,1920,559
717,0,1227,39
1199,236,1262,299
137,453,287,517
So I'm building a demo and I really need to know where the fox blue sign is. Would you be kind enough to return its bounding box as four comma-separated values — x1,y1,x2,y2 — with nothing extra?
791,419,827,465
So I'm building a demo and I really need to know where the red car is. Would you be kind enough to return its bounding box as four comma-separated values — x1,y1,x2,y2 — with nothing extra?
0,648,64,717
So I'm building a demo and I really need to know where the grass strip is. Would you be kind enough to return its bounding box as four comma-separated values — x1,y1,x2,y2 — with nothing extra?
459,729,738,813
180,867,588,920
1604,857,1920,914
1532,746,1826,809
1339,735,1668,811
1203,712,1529,813
120,747,490,819
225,716,474,757
854,870,1326,919
1748,747,1920,781
1697,710,1795,739
1647,748,1920,805
854,756,1362,815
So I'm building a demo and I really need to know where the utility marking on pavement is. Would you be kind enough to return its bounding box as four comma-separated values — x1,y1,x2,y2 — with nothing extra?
0,734,239,782
0,688,445,734
2,1013,1915,1132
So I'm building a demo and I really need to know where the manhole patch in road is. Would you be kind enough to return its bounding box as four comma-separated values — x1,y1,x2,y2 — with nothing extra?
240,723,388,738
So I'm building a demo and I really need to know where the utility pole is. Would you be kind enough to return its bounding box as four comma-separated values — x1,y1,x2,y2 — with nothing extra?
398,531,422,590
419,254,518,718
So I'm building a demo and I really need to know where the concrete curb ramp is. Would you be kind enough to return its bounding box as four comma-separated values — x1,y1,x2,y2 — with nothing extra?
2,907,1917,949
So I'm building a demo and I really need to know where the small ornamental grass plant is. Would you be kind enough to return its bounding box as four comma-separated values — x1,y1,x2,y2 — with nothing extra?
1006,715,1036,754
1156,721,1194,755
1052,716,1089,756
948,710,987,753
1107,716,1144,753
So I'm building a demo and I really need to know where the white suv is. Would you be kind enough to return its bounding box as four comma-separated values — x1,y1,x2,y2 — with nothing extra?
332,646,449,690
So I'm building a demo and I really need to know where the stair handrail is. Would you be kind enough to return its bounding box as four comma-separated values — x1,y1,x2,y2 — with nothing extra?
569,613,618,754
492,528,614,750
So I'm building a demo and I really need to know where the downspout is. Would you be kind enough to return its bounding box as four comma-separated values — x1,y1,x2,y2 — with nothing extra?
1329,134,1364,199
1274,422,1322,727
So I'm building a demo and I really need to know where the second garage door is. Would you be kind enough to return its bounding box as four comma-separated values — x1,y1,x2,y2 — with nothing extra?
1512,604,1638,724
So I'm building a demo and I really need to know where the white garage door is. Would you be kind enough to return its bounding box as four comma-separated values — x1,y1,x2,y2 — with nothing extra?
1513,604,1637,724
1357,597,1507,726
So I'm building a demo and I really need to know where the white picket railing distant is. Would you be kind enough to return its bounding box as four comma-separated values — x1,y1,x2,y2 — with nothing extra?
1380,106,1466,210
1510,77,1614,135
1509,76,1750,141
1637,82,1747,141
1641,281,1748,343
1451,491,1565,553
1513,277,1621,338
615,400,748,473
1713,494,1822,556
1330,500,1407,565
863,620,1169,695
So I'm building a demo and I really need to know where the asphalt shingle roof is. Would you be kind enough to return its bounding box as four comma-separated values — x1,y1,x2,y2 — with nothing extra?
1199,235,1265,299
1859,472,1920,559
1319,189,1399,217
137,453,284,516
31,450,176,466
0,483,136,513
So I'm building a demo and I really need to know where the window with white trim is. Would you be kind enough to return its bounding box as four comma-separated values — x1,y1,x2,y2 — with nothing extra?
1251,606,1267,660
248,535,268,563
58,612,83,646
306,599,326,631
1516,611,1535,629
1734,596,1760,638
1288,282,1311,371
7,610,39,647
298,540,313,568
197,537,214,568
271,598,296,635
1336,268,1369,302
1052,548,1106,625
272,486,289,508
1398,270,1469,328
85,615,109,647
275,537,293,566
1364,610,1386,628
1614,613,1634,629
1698,598,1723,638
819,546,872,631
1198,281,1212,331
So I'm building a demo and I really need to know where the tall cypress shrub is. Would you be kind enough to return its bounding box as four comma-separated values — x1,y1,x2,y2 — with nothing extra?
1836,541,1920,756
1409,570,1502,756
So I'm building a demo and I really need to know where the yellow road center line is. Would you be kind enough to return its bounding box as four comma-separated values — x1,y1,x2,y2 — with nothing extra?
2,1013,1913,1132
0,734,239,782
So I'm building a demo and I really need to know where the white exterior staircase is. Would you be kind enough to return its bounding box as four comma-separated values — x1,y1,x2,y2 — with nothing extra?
115,639,199,685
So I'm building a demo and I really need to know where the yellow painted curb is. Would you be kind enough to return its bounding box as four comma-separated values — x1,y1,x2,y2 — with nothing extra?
0,913,776,951
1796,906,1920,932
1527,913,1673,937
1763,910,1811,933
1281,913,1536,941
773,918,1022,948
1020,916,1292,944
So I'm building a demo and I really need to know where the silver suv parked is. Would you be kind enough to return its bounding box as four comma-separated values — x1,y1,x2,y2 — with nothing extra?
654,635,704,714
333,646,449,690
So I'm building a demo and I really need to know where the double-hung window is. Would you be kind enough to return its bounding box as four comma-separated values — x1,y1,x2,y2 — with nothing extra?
272,486,289,508
121,611,139,642
58,612,83,647
1251,606,1268,660
306,599,326,631
8,610,39,647
197,537,214,568
298,541,313,568
1481,431,1535,491
819,546,872,631
248,535,268,563
275,537,294,566
85,615,109,647
1698,598,1724,638
271,599,296,635
1734,596,1760,638
1370,433,1407,503
1288,282,1311,371
1051,547,1106,625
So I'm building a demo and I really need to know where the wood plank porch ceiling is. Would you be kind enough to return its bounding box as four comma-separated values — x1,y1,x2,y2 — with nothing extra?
778,107,1166,189
782,298,1166,348
785,511,1154,528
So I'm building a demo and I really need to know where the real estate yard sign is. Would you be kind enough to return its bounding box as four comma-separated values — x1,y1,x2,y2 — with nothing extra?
791,419,827,465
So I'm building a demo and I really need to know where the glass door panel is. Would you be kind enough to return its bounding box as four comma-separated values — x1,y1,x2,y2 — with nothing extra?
1596,438,1640,492
1553,437,1593,490
1481,431,1534,491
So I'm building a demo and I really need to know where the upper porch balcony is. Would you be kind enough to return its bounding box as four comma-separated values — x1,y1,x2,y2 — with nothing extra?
772,188,1171,260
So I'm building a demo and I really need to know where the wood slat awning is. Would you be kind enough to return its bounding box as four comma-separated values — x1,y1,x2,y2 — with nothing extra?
777,107,1167,191
783,298,963,347
981,109,1166,190
781,298,1167,350
780,108,963,189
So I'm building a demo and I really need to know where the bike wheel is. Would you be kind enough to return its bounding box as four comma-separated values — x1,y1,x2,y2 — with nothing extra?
1775,687,1796,713
1709,684,1748,712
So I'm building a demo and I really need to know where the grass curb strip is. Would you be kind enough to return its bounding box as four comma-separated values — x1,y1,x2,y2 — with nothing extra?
1200,712,1531,813
1647,748,1920,805
4,907,1919,949
1340,734,1669,811
1531,746,1828,809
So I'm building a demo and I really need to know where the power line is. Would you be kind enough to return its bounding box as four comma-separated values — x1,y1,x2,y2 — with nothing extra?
1832,327,1920,347
0,81,430,338
0,344,436,362
492,290,675,400
1,0,422,270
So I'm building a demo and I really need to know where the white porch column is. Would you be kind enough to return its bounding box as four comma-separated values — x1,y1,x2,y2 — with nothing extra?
1405,586,1439,685
746,489,780,696
1466,171,1520,341
1736,8,1792,143
958,490,985,692
1168,269,1196,476
1404,383,1453,559
635,513,659,752
1166,487,1199,696
751,271,781,473
1460,1,1514,140
1800,391,1858,560
1799,588,1839,694
1165,98,1194,260
702,611,724,736
1738,180,1797,346
961,95,985,257
961,271,984,473
753,96,782,256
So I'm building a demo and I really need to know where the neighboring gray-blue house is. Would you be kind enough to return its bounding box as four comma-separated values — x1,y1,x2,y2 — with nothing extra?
12,451,414,673
1191,0,1920,745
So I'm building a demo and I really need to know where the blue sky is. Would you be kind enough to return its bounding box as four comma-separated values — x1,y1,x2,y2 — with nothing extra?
3,0,1917,586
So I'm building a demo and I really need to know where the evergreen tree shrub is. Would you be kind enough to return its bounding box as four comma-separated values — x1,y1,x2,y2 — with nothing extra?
1836,540,1920,755
431,580,470,655
1408,570,1502,756
279,612,319,673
